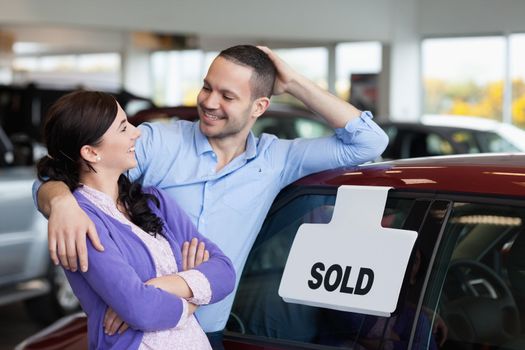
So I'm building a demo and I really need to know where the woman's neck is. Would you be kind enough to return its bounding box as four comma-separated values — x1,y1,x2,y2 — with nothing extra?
79,172,120,204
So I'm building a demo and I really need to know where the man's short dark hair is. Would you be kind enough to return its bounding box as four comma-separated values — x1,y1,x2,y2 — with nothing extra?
219,45,276,99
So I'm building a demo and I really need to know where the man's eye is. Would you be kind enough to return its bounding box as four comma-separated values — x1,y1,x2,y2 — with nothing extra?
224,95,234,101
202,86,211,91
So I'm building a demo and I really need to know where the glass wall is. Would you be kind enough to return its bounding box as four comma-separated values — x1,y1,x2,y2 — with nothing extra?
510,34,525,128
150,43,382,108
11,53,121,90
335,42,382,101
422,36,506,120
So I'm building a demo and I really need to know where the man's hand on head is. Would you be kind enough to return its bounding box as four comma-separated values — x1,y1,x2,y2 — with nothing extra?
48,194,103,272
257,46,300,96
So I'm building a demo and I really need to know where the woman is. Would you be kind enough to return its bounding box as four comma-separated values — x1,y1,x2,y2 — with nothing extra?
37,91,236,349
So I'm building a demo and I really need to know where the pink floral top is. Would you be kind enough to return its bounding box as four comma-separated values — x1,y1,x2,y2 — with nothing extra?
79,185,212,350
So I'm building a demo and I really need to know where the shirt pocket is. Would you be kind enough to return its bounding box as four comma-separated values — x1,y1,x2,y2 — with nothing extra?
219,165,271,213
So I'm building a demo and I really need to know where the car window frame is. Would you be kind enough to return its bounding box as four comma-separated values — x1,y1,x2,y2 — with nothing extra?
225,186,453,349
416,192,525,349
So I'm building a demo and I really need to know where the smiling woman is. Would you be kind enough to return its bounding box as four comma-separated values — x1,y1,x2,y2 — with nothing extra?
34,90,235,350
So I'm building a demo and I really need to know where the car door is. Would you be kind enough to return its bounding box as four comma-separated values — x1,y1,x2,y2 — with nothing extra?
224,186,451,349
417,194,525,350
0,128,48,288
0,168,48,286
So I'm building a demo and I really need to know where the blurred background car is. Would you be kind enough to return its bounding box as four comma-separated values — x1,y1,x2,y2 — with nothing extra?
0,85,155,149
379,115,525,160
16,153,525,350
0,124,79,326
128,104,334,139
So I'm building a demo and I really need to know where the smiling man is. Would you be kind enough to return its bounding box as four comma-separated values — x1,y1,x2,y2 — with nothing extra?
35,45,389,349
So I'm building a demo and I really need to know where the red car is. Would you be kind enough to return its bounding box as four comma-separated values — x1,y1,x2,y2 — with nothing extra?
17,153,525,350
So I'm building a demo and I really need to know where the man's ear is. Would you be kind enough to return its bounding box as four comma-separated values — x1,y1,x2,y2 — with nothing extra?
252,97,271,119
80,145,98,163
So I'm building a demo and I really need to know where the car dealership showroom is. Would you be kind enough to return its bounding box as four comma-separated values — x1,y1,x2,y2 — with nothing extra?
2,1,525,349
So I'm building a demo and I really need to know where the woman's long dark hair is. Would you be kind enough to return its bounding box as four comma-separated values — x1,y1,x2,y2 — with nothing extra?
37,90,164,236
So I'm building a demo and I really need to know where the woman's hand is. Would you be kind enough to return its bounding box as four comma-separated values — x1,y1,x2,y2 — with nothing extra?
102,237,210,332
104,307,129,336
182,237,209,271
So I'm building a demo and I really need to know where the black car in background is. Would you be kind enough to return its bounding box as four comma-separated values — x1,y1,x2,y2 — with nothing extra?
379,115,525,160
0,85,154,152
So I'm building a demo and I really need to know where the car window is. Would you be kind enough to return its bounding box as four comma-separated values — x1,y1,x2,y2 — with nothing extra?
380,125,398,160
294,118,333,138
450,131,480,153
228,192,448,349
402,131,454,158
421,201,525,350
475,132,520,152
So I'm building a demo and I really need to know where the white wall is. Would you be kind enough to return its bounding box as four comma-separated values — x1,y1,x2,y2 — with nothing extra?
2,25,125,53
389,0,421,121
419,0,525,37
0,0,392,42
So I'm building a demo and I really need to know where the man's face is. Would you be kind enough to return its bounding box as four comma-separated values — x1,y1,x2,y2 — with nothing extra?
197,56,257,141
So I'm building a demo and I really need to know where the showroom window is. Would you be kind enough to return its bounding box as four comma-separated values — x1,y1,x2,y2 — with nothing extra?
270,47,328,106
510,34,525,128
423,34,525,128
151,50,216,106
12,53,121,90
335,42,382,103
422,36,506,120
150,43,382,108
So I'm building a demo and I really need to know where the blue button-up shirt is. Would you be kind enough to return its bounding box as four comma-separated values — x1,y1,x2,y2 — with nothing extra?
128,111,388,332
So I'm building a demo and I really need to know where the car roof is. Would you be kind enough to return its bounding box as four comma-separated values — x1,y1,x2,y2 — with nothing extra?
295,153,525,198
421,115,504,131
378,120,490,134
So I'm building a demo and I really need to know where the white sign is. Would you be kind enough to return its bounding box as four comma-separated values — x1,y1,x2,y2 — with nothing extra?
278,185,418,317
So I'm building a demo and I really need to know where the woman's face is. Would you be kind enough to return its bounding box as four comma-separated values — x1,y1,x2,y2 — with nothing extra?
94,103,141,174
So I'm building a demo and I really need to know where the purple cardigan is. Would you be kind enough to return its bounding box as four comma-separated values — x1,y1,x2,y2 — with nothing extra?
65,186,235,350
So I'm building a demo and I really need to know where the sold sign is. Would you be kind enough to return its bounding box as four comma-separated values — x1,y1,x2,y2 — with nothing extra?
278,185,418,317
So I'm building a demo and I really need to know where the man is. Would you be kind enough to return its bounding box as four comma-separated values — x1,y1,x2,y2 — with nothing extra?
35,45,388,348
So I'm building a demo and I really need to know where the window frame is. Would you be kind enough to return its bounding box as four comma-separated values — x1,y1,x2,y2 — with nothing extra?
225,187,452,349
416,193,525,349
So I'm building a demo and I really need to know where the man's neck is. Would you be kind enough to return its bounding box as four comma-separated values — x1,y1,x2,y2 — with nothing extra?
209,136,249,172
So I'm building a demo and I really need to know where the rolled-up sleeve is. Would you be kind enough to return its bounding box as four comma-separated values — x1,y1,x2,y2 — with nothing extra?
31,179,44,215
277,110,389,185
178,269,212,305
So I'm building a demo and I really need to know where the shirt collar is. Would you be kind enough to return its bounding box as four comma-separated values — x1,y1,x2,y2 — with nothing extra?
194,121,258,160
244,131,257,160
194,122,213,155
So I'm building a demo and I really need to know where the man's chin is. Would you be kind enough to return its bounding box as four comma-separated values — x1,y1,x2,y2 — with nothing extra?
199,123,220,138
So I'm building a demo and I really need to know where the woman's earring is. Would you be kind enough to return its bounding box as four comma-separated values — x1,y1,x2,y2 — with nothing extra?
96,156,101,162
